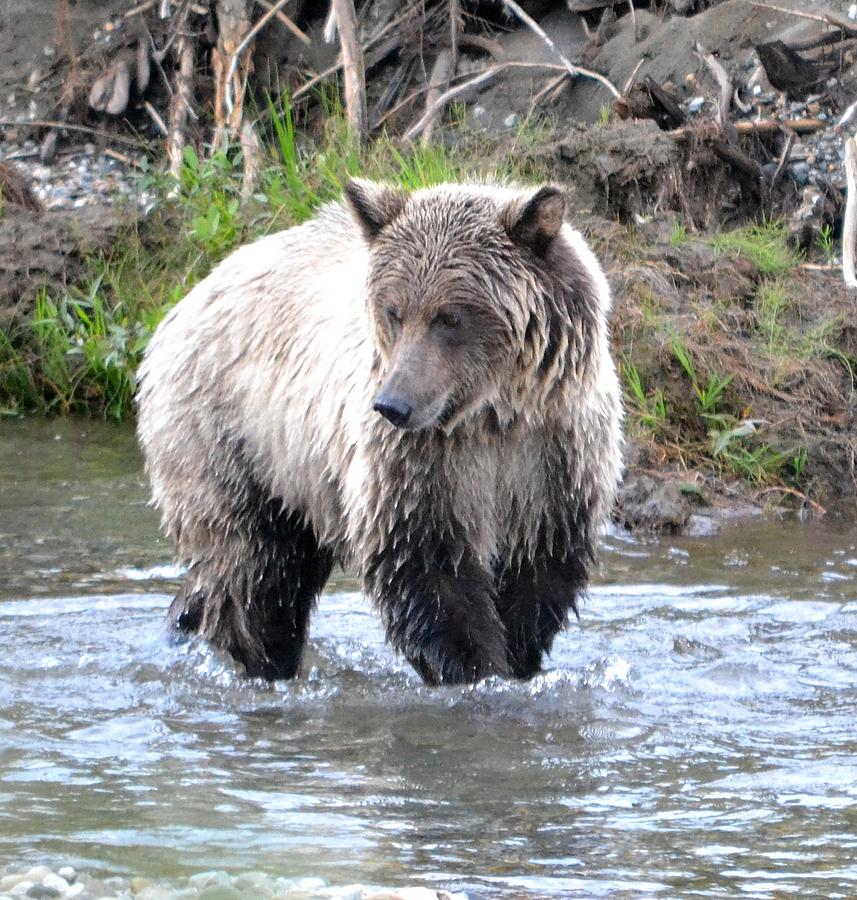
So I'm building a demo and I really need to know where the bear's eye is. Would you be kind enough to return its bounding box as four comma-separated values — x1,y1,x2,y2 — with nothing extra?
385,306,402,325
433,310,461,329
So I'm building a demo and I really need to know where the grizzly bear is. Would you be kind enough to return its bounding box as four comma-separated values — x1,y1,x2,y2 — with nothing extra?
137,179,623,685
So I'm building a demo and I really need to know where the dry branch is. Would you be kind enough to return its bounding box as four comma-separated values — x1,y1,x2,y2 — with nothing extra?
670,117,826,141
750,2,857,35
402,61,568,141
253,0,310,45
843,136,857,288
695,42,732,131
420,49,456,145
167,7,195,180
499,0,620,98
331,0,367,140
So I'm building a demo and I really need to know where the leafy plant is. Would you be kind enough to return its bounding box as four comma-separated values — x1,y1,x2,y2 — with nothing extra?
816,224,836,263
621,361,667,434
671,339,732,421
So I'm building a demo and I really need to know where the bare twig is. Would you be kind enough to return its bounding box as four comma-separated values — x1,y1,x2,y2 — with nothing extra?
253,0,310,45
403,61,568,141
240,119,262,196
670,117,826,140
531,72,568,109
499,0,620,98
0,118,147,146
843,136,857,288
695,42,732,131
622,58,645,95
754,485,826,516
837,99,857,132
628,0,638,42
125,0,159,18
167,6,195,180
420,49,456,144
449,0,460,70
750,1,857,35
771,130,795,191
331,0,367,139
144,100,169,135
457,33,503,59
225,0,293,118
293,2,423,102
733,88,751,114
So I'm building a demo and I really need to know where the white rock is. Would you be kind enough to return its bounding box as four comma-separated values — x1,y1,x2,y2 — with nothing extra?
56,870,75,885
41,874,70,893
7,884,34,898
188,871,230,889
64,886,84,899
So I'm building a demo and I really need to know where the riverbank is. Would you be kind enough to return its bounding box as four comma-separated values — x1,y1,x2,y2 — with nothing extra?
1,115,855,529
2,1,857,528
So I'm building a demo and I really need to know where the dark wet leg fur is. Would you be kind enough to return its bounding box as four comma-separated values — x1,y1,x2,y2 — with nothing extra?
366,535,509,686
494,552,588,679
168,506,333,680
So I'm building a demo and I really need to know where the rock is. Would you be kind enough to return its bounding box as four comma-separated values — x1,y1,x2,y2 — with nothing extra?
391,890,442,900
790,162,810,187
188,872,230,890
616,474,693,532
25,885,61,899
687,96,705,114
197,887,243,900
56,870,75,886
130,877,152,895
39,877,69,894
7,883,35,898
231,872,275,896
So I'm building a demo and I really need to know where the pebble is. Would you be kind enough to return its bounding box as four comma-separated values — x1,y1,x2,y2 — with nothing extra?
790,162,810,187
687,96,705,114
0,868,462,900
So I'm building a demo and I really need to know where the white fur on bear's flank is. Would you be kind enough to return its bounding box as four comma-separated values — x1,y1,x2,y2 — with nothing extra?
137,183,623,581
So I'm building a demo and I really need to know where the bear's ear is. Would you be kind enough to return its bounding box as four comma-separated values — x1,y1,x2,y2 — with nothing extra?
503,186,566,256
344,179,407,242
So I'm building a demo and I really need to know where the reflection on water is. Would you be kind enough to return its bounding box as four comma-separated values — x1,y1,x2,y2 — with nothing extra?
1,418,857,897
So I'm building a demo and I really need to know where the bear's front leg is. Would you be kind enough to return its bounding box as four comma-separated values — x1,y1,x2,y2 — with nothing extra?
366,542,510,686
494,552,589,679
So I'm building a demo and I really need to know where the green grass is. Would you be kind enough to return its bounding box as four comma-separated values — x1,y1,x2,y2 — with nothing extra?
0,96,521,419
669,221,688,248
816,224,836,263
711,220,801,278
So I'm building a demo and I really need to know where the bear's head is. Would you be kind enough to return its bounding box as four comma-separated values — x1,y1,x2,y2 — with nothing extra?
344,179,567,433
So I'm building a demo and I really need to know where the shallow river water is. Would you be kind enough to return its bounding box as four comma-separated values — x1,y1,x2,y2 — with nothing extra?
1,419,857,898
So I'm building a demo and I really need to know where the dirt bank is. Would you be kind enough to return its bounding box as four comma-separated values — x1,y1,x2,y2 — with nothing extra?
2,0,857,530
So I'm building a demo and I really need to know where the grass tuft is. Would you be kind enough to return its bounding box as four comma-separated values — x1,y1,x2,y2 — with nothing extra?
711,220,800,278
0,98,524,419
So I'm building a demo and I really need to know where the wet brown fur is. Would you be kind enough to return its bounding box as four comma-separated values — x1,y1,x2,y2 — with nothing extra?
137,180,623,685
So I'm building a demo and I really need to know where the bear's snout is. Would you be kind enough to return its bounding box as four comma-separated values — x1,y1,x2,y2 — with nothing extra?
373,394,413,428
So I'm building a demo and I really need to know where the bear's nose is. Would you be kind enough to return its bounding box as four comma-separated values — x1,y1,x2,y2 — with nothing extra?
373,395,412,427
